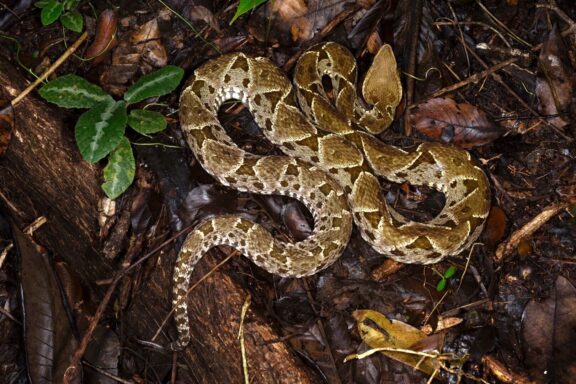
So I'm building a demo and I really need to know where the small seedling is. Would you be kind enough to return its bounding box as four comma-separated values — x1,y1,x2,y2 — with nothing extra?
35,0,84,32
436,266,457,292
39,66,184,198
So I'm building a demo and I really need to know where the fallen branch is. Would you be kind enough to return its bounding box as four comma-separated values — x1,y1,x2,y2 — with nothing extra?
495,197,576,263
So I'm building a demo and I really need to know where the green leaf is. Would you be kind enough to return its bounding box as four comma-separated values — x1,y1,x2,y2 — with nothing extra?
35,0,53,8
61,10,83,32
123,65,184,104
443,266,457,279
102,137,135,199
128,109,167,134
230,0,268,24
40,1,63,25
436,278,447,292
75,99,127,163
39,74,111,108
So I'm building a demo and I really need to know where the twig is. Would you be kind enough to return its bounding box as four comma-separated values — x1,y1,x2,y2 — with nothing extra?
23,216,47,236
482,355,536,384
155,0,221,54
434,20,512,48
0,299,20,325
11,31,88,107
412,23,576,107
495,197,576,263
410,58,517,104
461,39,572,141
475,0,532,47
171,350,177,383
63,224,196,383
537,0,576,29
82,360,133,384
402,0,423,135
0,242,13,270
238,294,251,384
64,262,122,383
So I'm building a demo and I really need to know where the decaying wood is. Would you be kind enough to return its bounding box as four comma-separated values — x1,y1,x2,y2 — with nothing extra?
0,55,106,279
0,56,319,383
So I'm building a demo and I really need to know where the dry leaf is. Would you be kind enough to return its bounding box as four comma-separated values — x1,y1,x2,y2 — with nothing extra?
409,97,503,148
188,5,220,33
269,0,310,42
535,26,574,129
521,276,576,383
84,9,118,62
100,18,168,96
482,206,508,249
350,309,439,376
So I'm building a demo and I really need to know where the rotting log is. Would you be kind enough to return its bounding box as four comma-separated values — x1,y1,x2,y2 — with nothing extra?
0,56,106,279
0,56,319,383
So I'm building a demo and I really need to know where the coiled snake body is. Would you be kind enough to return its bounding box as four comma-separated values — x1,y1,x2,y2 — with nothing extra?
173,42,490,350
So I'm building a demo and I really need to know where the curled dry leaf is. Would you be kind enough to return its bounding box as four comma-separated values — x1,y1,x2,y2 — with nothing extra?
350,309,438,376
482,206,508,249
535,26,574,129
269,0,310,42
188,5,220,33
409,97,503,148
100,18,168,96
84,10,118,63
261,0,348,43
129,18,167,67
15,225,80,384
521,276,576,383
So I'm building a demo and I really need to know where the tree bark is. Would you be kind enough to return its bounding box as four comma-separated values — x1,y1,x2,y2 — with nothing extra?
0,56,319,383
0,57,106,279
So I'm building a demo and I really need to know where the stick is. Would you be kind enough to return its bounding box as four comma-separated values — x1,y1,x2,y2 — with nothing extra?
11,32,88,107
495,197,576,263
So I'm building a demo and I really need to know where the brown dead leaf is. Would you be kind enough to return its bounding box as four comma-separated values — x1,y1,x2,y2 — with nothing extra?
535,26,574,129
188,5,220,33
263,0,348,43
269,0,310,42
15,225,80,384
100,18,168,96
516,239,532,257
409,97,503,148
84,10,118,63
521,276,576,383
482,206,508,249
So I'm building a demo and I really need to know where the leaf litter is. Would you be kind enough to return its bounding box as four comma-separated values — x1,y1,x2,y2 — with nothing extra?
1,0,576,383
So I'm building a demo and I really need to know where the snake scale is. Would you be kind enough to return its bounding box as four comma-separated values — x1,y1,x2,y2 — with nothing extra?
172,42,490,350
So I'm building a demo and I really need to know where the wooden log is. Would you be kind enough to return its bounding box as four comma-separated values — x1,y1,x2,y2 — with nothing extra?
0,56,106,279
0,56,318,383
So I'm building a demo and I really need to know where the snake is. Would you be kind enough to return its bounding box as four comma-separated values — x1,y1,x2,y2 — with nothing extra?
172,42,490,350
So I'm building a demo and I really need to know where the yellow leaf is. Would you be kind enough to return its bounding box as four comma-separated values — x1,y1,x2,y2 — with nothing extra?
350,310,439,376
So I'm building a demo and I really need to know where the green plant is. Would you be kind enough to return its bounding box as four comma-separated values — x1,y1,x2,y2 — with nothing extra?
230,0,269,24
436,266,457,292
39,66,184,198
35,0,84,32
